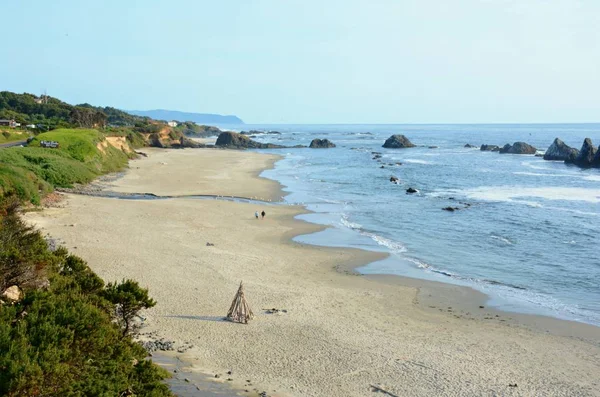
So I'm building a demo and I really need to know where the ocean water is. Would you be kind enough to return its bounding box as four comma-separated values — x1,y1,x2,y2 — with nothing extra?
225,124,600,326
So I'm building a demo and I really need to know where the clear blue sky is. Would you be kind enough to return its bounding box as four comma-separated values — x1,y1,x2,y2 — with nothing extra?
2,0,599,123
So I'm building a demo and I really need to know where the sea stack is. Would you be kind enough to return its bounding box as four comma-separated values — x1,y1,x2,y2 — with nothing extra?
568,138,598,168
382,135,415,149
543,138,579,161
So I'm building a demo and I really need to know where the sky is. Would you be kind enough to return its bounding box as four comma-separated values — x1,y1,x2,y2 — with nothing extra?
1,0,599,124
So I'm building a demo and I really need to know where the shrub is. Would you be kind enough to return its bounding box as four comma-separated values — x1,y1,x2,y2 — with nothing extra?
0,199,171,396
103,280,157,337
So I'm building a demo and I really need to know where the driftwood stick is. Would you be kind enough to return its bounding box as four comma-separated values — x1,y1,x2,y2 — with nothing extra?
370,385,399,397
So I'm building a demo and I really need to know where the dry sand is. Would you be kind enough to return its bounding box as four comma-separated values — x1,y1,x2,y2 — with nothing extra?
26,148,600,397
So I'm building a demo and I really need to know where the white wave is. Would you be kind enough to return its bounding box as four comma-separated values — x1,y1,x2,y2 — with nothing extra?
562,240,577,244
403,159,433,165
583,174,600,182
315,197,344,204
521,161,554,171
513,171,576,178
544,206,600,217
361,232,407,253
491,235,513,245
340,214,362,230
461,186,600,204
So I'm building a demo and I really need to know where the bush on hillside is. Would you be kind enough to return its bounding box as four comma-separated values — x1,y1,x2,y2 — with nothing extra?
0,199,171,396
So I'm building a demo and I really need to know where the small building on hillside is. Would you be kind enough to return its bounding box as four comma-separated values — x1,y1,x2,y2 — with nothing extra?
167,121,178,127
0,119,18,128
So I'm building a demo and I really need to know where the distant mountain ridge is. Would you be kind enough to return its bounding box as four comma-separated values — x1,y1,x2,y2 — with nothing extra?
128,109,244,124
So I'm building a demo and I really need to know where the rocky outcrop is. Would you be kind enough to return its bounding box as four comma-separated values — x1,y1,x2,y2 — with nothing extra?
543,138,579,161
215,131,284,149
390,176,399,183
406,187,418,194
382,135,415,149
567,138,598,168
498,142,537,154
1,285,23,302
464,144,476,148
594,146,600,167
480,144,500,152
148,133,165,148
176,137,206,149
309,139,336,148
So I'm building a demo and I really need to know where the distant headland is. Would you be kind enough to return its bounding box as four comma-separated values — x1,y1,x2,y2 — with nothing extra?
127,109,244,124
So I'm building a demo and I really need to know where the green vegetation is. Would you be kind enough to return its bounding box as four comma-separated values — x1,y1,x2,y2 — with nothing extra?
0,130,29,144
0,91,160,132
175,122,223,138
0,129,130,204
0,199,171,396
103,280,156,337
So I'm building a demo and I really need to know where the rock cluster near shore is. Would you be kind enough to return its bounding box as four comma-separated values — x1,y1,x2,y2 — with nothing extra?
480,144,500,152
499,142,537,154
480,142,537,154
309,138,336,148
215,131,285,149
542,137,600,168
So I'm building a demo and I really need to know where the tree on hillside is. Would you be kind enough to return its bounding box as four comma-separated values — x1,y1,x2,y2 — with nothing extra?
103,279,156,337
69,106,107,128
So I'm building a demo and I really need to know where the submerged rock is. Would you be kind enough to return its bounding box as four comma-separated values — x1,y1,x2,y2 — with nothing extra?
568,138,598,168
309,138,336,148
382,135,415,149
390,176,399,183
406,187,418,194
464,144,476,148
442,207,459,212
498,142,537,154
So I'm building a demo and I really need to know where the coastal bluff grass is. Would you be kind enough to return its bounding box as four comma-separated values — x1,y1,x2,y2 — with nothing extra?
0,128,130,204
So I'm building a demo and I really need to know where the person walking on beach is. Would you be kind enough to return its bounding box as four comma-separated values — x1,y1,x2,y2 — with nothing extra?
261,210,266,219
255,211,259,219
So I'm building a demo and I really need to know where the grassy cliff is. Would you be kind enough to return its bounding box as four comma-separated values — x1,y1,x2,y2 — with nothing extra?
0,129,131,204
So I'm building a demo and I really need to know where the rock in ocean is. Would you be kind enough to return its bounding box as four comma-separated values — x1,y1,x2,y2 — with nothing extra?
215,131,285,149
480,144,500,152
382,135,415,149
309,138,336,148
543,138,579,161
567,138,598,168
498,142,537,154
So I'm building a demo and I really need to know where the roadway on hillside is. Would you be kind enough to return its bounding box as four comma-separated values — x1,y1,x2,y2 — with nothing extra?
0,140,27,148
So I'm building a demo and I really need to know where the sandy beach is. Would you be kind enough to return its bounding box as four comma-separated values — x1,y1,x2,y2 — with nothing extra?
26,148,600,397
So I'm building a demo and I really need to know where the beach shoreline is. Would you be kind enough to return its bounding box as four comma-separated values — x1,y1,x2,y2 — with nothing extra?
25,148,600,397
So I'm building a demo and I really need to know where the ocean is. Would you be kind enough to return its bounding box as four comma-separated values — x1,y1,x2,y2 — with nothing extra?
224,124,600,326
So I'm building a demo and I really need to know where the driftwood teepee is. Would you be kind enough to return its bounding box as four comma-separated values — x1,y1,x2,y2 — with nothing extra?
226,282,254,324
